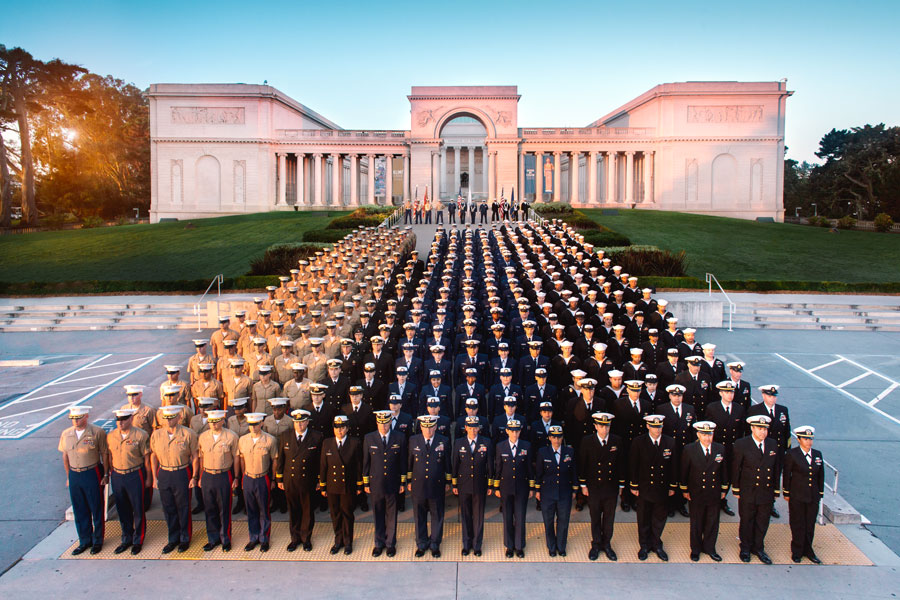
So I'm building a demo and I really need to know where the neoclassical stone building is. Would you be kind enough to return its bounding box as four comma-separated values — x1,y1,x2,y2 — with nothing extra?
149,81,791,222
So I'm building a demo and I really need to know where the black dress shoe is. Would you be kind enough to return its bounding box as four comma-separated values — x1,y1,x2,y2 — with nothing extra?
71,544,90,556
343,545,353,555
668,509,676,518
548,549,557,557
131,544,142,555
203,542,220,552
415,549,426,558
792,555,802,563
757,551,772,565
605,547,618,561
90,545,103,555
473,550,482,557
638,549,649,561
516,550,524,558
192,505,204,515
177,542,189,553
114,543,131,554
535,500,541,511
398,499,406,512
372,547,384,557
709,552,723,562
655,548,669,562
432,549,441,558
771,507,780,519
722,505,735,517
620,502,631,513
303,542,313,552
260,542,269,553
806,552,822,565
279,505,287,514
222,542,231,552
588,548,600,561
162,542,178,554
244,541,259,551
330,544,342,555
505,549,514,558
740,552,751,562
461,548,470,557
690,553,700,562
360,500,369,512
287,542,298,552
575,503,584,512
386,547,396,557
679,506,690,518
558,550,566,557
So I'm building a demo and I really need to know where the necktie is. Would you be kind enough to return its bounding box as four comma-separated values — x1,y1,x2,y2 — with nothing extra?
338,439,343,449
704,447,709,458
470,441,476,453
805,452,812,465
654,439,659,447
600,438,605,447
383,435,388,447
769,408,774,419
426,439,432,449
511,444,517,456
633,401,639,413
555,450,560,464
726,406,730,415
675,407,681,418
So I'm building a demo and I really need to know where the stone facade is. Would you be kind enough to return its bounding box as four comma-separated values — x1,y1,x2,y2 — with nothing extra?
149,81,792,222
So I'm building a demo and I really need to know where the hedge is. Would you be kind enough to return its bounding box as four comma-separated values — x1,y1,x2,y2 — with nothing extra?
304,229,354,243
637,277,900,294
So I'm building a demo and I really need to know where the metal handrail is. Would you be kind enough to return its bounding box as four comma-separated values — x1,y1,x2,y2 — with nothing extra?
195,274,223,332
706,272,735,332
380,208,401,229
819,459,840,525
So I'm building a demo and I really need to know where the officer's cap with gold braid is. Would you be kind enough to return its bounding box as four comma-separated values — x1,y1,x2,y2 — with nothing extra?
644,414,665,427
374,410,393,424
693,420,716,433
592,412,615,425
747,415,771,428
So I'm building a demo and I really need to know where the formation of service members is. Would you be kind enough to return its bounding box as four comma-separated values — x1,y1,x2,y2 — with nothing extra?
405,197,527,226
63,221,824,563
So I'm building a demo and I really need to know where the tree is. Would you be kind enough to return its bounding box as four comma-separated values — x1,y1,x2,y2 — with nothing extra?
0,46,84,225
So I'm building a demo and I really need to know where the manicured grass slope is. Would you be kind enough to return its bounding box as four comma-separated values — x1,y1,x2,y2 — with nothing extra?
1,211,342,283
581,209,898,283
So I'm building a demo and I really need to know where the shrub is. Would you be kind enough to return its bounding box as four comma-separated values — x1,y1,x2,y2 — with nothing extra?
304,229,353,243
606,248,687,277
874,213,894,232
581,229,632,247
42,212,77,230
326,207,389,229
533,202,574,215
81,216,105,229
247,242,326,276
807,215,831,228
837,215,857,230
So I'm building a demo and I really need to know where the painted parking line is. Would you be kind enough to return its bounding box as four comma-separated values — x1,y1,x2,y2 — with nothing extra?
0,353,163,440
775,353,900,428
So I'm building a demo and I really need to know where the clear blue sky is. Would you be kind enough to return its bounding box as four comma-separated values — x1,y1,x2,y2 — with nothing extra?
3,0,898,163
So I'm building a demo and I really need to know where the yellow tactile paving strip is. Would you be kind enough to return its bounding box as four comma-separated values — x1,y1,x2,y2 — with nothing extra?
63,520,871,565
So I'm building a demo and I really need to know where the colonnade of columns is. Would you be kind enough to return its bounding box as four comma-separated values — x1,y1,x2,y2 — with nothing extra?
438,145,486,197
274,151,410,207
526,149,655,204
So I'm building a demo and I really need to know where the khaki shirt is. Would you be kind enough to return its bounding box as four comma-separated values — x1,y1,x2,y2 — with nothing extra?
149,425,198,468
239,431,279,477
224,375,253,406
188,351,214,384
303,352,328,384
190,413,210,434
246,353,273,382
107,426,150,471
59,424,108,469
228,415,251,437
124,402,156,435
153,404,193,430
263,415,293,438
283,379,310,411
251,380,282,414
198,428,240,471
210,328,240,359
158,381,191,406
191,379,224,404
215,354,238,381
274,354,298,384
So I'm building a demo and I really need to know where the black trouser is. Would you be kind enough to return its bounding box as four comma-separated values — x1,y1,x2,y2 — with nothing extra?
436,211,443,224
788,499,818,557
587,492,617,549
270,484,286,512
201,471,232,544
404,209,411,224
458,491,487,551
69,466,105,547
448,211,456,224
413,495,445,550
501,491,528,551
480,212,487,224
285,484,315,544
689,499,720,554
158,467,192,544
327,492,355,546
371,492,399,549
636,495,668,551
111,469,146,546
738,497,773,554
541,493,572,552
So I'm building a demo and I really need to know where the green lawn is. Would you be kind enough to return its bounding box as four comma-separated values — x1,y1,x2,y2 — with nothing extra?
0,211,343,283
581,209,899,283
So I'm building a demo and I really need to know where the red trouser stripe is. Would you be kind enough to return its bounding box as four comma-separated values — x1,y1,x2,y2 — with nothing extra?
138,468,146,544
226,472,233,540
264,475,272,539
94,465,105,540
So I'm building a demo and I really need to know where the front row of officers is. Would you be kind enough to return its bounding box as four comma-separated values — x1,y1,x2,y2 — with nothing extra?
61,399,824,563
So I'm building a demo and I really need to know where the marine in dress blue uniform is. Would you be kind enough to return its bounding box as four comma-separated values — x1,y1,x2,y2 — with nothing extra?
407,415,451,557
534,425,578,556
451,416,494,556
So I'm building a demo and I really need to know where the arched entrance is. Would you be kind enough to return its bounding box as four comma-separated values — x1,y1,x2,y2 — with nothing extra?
438,115,487,199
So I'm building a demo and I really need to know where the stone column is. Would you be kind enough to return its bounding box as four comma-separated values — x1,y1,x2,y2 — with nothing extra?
607,151,616,203
481,147,488,197
453,146,460,195
570,151,580,204
625,151,635,204
643,151,654,203
552,151,561,202
518,151,525,204
534,151,543,202
366,154,376,205
296,153,305,206
384,155,394,206
402,154,410,202
467,146,474,193
487,151,495,200
440,147,447,197
312,153,323,207
348,154,358,206
330,153,341,206
588,151,597,205
276,153,286,206
432,150,440,199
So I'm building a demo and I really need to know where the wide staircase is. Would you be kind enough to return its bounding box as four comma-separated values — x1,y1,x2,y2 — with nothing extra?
727,301,900,331
0,301,203,332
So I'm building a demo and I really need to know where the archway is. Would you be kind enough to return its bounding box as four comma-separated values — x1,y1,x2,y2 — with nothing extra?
438,115,487,199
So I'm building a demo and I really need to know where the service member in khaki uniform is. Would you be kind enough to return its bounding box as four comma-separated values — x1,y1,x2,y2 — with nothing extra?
107,408,151,555
197,410,240,552
227,397,251,514
239,412,279,552
273,341,299,384
210,316,239,360
303,338,329,383
150,405,200,553
216,339,240,381
223,358,252,408
251,365,282,414
123,384,156,435
263,398,293,512
188,339,214,385
191,363,224,410
283,363,311,410
246,337,272,382
59,406,108,555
